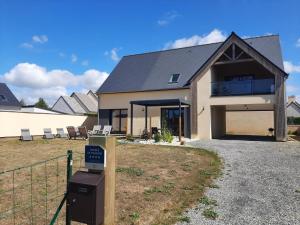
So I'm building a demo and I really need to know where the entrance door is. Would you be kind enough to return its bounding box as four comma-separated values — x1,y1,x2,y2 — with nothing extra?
161,108,184,136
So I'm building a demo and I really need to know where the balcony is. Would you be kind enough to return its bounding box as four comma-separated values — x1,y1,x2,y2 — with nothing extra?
211,79,275,96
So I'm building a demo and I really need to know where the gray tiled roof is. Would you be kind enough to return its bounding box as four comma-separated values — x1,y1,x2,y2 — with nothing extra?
62,96,86,114
72,92,98,112
0,83,21,108
98,34,284,94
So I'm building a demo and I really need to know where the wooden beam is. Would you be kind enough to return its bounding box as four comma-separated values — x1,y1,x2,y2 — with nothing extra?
145,106,148,131
179,101,182,142
214,58,254,65
88,136,116,225
232,44,236,60
130,103,133,136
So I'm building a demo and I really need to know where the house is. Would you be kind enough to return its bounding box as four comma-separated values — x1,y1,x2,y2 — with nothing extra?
52,96,86,114
287,96,300,118
71,92,98,113
20,105,59,114
52,91,98,115
97,33,288,141
0,83,21,111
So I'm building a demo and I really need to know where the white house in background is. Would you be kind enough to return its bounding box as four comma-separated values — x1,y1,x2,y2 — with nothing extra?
287,96,300,118
20,105,59,114
51,90,98,115
87,90,98,102
71,92,98,113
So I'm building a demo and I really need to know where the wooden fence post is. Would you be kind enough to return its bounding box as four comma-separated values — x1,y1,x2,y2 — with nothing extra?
88,136,116,225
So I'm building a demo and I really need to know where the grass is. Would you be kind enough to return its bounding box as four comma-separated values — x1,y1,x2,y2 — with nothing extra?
202,207,218,220
0,137,221,225
199,196,218,206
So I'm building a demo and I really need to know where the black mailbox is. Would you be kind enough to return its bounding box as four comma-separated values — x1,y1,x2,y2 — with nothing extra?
67,171,105,225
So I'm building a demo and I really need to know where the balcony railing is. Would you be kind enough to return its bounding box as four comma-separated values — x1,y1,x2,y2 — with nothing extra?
211,79,275,96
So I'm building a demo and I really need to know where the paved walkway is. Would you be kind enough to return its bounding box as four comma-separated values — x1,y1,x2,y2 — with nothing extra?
177,139,300,225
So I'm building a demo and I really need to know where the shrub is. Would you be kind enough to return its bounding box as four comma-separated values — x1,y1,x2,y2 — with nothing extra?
162,129,173,143
154,133,162,142
126,134,134,142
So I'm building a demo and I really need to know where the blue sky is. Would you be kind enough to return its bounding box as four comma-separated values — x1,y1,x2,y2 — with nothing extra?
0,0,299,105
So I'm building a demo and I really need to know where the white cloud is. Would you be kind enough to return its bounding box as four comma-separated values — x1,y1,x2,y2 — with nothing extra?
32,35,48,44
1,63,108,105
164,29,227,49
71,54,78,63
284,61,300,73
157,11,179,26
20,43,33,49
81,60,89,66
105,48,121,62
296,38,300,47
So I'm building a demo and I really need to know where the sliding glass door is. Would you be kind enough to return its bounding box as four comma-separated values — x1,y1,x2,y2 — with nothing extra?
161,108,184,136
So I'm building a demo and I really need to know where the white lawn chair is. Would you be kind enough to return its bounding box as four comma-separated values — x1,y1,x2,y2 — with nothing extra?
43,128,54,139
102,125,112,136
20,129,33,141
56,128,68,138
88,125,102,136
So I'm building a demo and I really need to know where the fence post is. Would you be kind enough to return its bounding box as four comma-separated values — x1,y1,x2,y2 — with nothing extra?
66,150,73,225
88,136,116,225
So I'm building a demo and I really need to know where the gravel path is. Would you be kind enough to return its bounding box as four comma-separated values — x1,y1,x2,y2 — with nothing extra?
177,139,300,225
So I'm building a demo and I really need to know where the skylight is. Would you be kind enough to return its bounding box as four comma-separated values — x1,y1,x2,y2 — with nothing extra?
169,74,180,84
0,95,7,102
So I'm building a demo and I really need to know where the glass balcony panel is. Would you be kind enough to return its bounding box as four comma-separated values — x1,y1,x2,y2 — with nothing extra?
211,79,274,96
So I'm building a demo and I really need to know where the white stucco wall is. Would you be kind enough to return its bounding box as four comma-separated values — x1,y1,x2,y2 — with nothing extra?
0,111,87,137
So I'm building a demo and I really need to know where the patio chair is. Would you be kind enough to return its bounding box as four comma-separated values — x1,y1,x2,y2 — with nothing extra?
102,125,112,136
67,126,78,140
20,129,33,141
78,126,88,139
88,125,102,136
141,129,151,140
43,128,55,139
56,128,68,138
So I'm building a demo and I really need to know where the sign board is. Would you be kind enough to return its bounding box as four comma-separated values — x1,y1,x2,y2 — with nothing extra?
85,145,106,170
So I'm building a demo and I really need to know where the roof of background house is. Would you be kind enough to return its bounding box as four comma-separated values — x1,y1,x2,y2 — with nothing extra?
71,92,98,112
61,96,86,114
87,90,98,101
0,83,21,108
98,34,285,94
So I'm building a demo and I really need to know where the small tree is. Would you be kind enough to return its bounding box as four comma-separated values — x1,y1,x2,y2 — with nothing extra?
35,98,49,109
19,99,26,106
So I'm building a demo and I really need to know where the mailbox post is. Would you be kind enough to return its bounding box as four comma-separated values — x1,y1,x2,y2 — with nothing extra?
89,136,116,225
67,135,116,225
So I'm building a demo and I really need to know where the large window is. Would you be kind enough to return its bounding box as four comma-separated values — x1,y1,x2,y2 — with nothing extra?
111,109,128,133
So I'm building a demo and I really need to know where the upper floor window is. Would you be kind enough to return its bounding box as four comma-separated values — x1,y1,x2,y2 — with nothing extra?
169,74,180,84
0,94,7,102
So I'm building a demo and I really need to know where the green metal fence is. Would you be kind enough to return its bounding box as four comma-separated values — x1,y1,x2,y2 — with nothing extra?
0,151,84,225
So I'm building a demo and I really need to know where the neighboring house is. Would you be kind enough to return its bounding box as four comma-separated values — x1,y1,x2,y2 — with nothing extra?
71,92,98,113
287,96,300,118
52,96,86,114
97,33,288,141
51,90,98,115
0,83,21,111
87,90,98,102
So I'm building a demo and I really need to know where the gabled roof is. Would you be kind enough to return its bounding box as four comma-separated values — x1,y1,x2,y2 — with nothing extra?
71,92,97,112
61,96,86,114
0,83,21,108
287,100,300,109
98,33,286,94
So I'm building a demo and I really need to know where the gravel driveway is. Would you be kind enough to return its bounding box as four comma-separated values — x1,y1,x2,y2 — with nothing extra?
177,139,300,225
